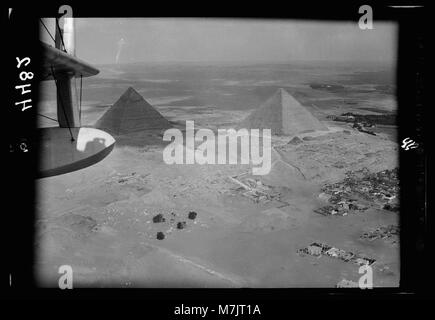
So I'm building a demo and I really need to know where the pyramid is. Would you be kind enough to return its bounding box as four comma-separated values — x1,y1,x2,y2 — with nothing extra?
95,87,172,135
242,88,327,136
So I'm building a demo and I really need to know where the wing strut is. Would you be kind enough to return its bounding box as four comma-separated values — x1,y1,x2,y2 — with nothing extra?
55,17,67,53
79,75,83,121
50,65,75,142
53,15,81,129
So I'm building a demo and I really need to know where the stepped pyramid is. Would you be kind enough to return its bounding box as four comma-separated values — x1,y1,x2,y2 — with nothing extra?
95,87,172,135
242,88,327,135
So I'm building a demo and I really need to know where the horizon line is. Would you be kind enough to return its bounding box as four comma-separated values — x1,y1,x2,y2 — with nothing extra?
94,59,396,67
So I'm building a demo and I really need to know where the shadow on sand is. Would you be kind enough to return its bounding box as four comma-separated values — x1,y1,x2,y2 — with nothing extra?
111,130,169,148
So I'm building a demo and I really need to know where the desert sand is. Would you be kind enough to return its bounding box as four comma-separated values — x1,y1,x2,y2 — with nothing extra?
35,62,399,288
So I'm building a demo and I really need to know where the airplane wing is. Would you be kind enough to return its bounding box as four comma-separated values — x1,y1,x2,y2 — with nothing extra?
40,41,99,80
36,17,115,179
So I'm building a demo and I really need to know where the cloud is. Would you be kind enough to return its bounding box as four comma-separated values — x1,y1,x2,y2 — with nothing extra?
115,37,126,64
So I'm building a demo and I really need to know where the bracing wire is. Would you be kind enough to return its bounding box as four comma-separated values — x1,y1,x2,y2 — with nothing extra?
55,17,67,53
39,18,56,44
79,75,83,122
37,113,58,123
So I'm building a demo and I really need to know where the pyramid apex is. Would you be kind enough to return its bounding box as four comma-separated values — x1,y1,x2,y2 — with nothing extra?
271,88,289,104
242,86,327,135
119,86,143,102
124,86,140,95
277,88,289,95
95,86,172,136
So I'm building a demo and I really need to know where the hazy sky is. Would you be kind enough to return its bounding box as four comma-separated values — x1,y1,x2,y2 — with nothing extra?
40,18,397,65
